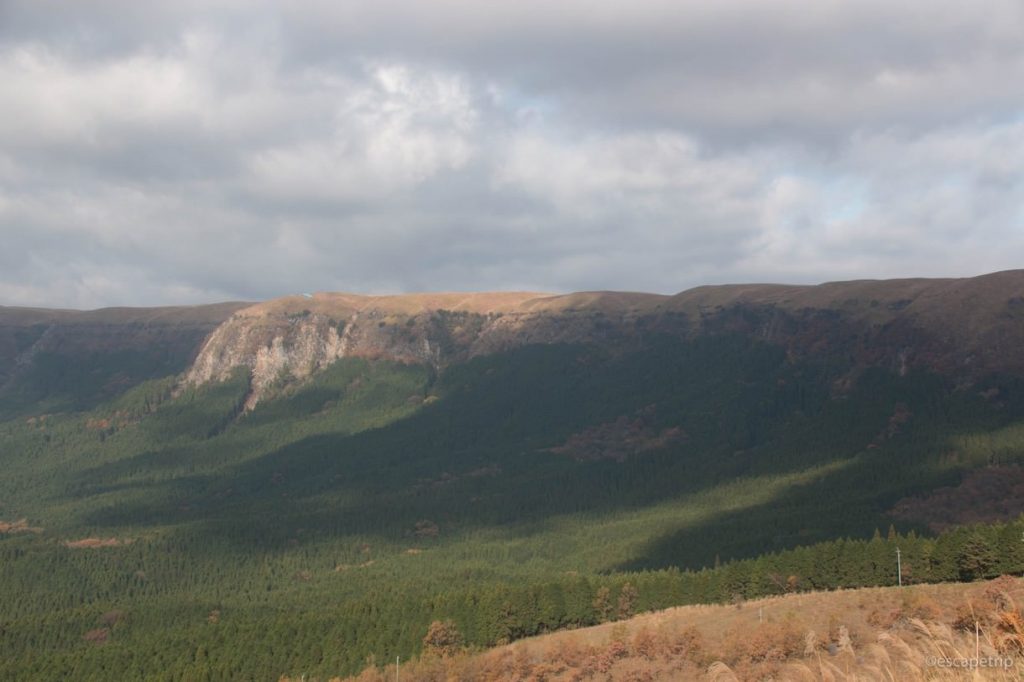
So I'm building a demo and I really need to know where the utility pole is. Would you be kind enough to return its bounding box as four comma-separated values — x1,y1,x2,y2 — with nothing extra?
896,547,902,587
396,655,399,682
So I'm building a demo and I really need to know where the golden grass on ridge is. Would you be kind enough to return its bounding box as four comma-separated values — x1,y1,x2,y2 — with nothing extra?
297,576,1024,681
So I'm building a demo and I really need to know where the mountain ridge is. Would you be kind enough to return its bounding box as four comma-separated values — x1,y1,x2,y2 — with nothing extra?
183,270,1024,408
3,270,1023,414
0,301,250,417
4,272,1024,679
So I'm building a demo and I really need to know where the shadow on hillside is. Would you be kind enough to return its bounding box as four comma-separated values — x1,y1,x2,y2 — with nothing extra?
74,418,960,573
609,455,928,572
70,338,1000,569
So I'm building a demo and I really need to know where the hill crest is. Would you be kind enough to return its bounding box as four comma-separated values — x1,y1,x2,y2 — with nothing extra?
185,270,1024,409
3,270,1023,413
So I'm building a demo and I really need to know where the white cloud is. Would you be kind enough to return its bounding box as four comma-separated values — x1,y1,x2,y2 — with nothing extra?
246,64,478,203
0,43,205,148
0,0,1021,307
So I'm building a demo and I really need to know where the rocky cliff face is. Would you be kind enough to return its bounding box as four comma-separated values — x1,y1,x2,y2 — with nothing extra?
183,291,671,409
182,271,1024,410
186,312,349,411
8,271,1020,416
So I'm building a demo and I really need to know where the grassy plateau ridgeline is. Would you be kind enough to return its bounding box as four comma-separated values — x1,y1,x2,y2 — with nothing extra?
3,275,1024,679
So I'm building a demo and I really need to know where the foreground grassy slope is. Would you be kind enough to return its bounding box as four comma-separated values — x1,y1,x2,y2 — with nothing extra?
344,576,1024,681
3,334,1024,679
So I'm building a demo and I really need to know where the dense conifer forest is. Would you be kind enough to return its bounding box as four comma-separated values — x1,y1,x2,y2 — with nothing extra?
3,334,1024,679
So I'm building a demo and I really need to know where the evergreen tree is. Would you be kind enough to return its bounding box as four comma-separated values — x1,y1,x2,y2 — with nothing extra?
957,533,998,581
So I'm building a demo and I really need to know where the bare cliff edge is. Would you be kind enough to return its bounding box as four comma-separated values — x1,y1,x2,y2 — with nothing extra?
183,270,1024,410
2,271,1021,415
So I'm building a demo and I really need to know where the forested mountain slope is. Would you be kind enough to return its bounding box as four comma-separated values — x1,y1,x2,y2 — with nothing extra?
2,271,1024,679
0,302,247,419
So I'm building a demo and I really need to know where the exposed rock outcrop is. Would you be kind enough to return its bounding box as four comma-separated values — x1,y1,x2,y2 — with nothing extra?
183,291,669,408
7,271,1023,415
182,271,1024,410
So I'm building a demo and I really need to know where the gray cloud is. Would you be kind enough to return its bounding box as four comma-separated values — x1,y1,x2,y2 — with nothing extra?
0,0,1021,308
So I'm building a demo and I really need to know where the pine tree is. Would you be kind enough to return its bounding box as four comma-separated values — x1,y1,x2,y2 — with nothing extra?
957,533,997,581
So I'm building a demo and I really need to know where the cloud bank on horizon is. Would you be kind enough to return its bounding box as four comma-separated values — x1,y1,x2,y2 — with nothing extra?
0,0,1022,308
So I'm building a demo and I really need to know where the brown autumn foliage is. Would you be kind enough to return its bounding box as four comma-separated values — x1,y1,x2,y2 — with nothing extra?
890,465,1024,532
662,623,705,663
630,628,658,661
547,407,686,462
99,609,127,627
63,537,130,548
723,618,804,664
617,583,639,620
593,586,613,623
82,628,110,645
413,520,440,538
422,620,464,658
0,518,43,534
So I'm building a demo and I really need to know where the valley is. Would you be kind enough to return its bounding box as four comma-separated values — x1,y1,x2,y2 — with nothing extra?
3,271,1024,679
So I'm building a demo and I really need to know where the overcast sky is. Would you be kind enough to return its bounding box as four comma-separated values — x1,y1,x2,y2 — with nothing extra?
1,1,1022,308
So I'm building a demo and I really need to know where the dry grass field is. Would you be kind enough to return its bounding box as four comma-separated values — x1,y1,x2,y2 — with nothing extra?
315,576,1024,681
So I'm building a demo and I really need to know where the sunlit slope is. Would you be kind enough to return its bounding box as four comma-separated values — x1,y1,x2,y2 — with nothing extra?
3,271,1024,678
348,576,1024,682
